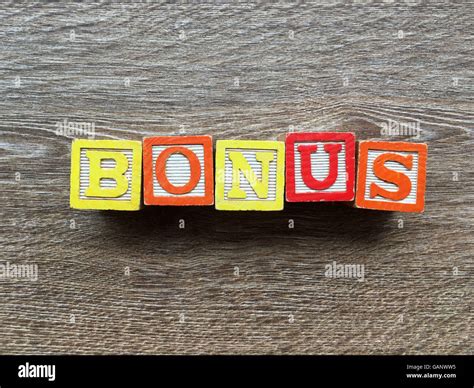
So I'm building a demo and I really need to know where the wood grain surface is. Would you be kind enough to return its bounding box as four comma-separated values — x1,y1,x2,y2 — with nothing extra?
0,2,472,354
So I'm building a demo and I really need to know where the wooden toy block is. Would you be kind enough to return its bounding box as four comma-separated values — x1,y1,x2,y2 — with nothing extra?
70,139,142,210
286,132,355,202
215,140,285,211
143,136,214,206
355,141,428,212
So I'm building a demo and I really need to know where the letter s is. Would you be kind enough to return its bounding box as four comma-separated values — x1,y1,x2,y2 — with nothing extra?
370,153,413,201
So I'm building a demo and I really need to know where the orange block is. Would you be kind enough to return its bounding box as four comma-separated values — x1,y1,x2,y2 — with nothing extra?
355,141,427,212
143,136,214,206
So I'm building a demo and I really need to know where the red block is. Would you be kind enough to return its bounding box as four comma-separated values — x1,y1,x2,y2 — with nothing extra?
285,132,356,202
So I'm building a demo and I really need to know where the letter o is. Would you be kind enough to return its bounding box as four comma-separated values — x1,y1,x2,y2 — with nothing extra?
155,146,201,195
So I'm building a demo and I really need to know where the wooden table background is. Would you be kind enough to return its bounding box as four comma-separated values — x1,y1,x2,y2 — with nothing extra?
0,2,472,354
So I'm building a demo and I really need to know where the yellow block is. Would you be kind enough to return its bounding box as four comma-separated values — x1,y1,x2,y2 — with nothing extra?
70,139,142,210
215,140,285,211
